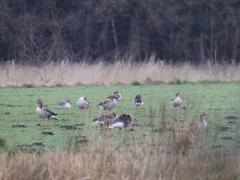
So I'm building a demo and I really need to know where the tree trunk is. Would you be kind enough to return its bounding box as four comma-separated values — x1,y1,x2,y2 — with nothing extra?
128,12,140,60
111,18,119,59
199,34,206,63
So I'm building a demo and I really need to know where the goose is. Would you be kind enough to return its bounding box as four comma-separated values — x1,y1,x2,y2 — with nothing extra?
36,99,57,121
58,100,71,109
132,95,143,106
76,97,89,110
111,90,122,101
109,114,134,129
97,95,118,111
171,92,182,108
185,112,208,135
92,112,117,127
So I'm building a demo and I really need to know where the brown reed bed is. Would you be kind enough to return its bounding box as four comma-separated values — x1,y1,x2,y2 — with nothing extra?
0,136,239,180
0,60,240,87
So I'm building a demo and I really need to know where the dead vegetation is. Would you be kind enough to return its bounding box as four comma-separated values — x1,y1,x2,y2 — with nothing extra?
0,136,239,180
0,60,240,87
1,102,240,180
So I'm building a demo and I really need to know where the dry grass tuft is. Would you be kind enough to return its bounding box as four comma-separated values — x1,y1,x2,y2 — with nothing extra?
0,137,239,180
1,60,240,87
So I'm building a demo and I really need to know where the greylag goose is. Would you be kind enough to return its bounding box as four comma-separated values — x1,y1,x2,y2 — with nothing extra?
98,95,118,111
76,97,89,110
36,99,57,121
109,114,134,129
58,100,71,109
132,95,143,106
185,112,208,135
171,92,182,108
93,112,117,127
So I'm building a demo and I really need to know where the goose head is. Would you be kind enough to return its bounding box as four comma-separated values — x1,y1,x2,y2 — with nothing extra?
135,95,143,103
37,98,43,108
136,95,142,99
78,96,88,103
176,92,181,97
65,99,71,103
113,90,122,100
117,114,133,127
200,112,208,122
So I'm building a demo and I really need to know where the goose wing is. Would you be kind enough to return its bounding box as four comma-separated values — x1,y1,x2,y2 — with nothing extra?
43,107,57,116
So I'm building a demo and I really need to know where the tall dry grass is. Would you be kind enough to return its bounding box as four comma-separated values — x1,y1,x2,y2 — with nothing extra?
1,102,240,180
0,60,240,87
0,137,239,180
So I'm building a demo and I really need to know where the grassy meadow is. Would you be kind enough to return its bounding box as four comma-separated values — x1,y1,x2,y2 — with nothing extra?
0,83,240,151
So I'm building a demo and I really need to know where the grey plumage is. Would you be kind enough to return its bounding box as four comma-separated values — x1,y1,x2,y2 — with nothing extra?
109,114,134,129
97,95,118,111
36,99,57,121
93,112,117,126
132,95,143,106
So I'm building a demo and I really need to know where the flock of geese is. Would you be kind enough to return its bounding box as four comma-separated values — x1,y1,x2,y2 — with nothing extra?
36,91,143,129
36,91,208,134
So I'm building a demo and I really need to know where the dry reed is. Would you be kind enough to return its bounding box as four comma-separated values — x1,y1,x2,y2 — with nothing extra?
0,137,239,180
0,102,239,180
0,60,240,87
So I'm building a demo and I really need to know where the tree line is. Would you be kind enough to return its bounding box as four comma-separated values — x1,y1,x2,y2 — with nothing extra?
0,0,240,64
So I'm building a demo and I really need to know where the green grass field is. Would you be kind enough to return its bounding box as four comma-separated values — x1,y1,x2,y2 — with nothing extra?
0,83,240,152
